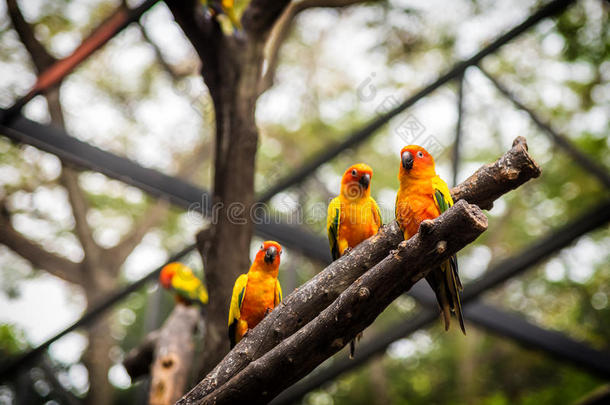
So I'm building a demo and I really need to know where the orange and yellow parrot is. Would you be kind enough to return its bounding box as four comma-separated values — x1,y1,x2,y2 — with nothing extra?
228,241,283,348
395,145,465,333
159,262,208,306
327,163,382,357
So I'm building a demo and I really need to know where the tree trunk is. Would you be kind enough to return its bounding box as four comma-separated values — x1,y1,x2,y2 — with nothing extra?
196,35,265,377
163,0,291,380
82,312,114,405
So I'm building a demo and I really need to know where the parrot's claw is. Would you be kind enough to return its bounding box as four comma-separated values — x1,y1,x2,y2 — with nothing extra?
264,307,272,317
344,247,353,255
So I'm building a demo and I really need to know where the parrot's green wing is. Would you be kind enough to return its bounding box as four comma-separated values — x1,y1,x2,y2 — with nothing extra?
327,197,342,261
172,266,208,306
228,274,248,348
431,176,465,333
274,279,282,307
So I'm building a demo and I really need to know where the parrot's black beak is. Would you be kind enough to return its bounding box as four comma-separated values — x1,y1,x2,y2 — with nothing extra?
265,246,278,263
359,173,371,189
402,151,414,170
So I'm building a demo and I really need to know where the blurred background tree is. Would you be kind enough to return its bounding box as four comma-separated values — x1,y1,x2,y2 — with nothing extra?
0,0,608,404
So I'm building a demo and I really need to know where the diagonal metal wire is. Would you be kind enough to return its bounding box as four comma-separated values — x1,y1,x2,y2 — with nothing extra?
257,0,577,202
478,66,610,189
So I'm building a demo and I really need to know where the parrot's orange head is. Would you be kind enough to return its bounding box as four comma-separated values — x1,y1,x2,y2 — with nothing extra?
399,145,436,179
255,240,283,268
159,262,182,289
340,163,373,200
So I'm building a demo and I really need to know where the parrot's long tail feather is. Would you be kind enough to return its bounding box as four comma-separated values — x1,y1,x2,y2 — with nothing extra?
440,293,452,332
426,270,452,331
445,258,466,334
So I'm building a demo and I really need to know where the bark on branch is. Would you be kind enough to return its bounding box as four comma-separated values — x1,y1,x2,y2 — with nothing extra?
178,136,540,403
197,200,488,404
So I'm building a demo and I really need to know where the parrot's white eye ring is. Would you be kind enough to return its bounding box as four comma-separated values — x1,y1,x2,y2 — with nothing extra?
260,243,265,250
351,169,357,176
417,151,424,158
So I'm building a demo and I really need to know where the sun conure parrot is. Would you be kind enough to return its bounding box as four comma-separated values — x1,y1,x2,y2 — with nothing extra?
159,262,209,306
228,241,283,348
395,145,465,333
200,0,241,31
327,163,382,357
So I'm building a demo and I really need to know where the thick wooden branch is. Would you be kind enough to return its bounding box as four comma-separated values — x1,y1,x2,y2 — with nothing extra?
242,0,291,38
198,201,488,404
0,211,82,285
178,137,540,403
149,305,200,405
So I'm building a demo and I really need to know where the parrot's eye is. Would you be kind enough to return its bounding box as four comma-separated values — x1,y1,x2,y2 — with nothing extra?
260,243,265,250
417,151,424,158
351,169,357,176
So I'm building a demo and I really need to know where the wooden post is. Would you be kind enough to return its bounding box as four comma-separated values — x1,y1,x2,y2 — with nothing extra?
148,305,200,405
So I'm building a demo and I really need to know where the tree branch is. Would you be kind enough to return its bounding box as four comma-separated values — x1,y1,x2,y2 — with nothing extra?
260,0,377,92
60,167,102,266
0,210,82,285
196,200,488,404
6,0,56,72
242,0,291,38
178,136,541,402
137,21,188,81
